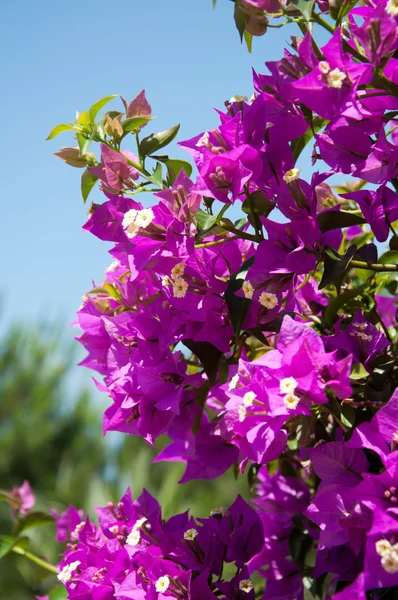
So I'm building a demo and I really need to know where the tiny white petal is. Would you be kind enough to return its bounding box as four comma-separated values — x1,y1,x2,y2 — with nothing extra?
283,168,301,184
155,575,170,593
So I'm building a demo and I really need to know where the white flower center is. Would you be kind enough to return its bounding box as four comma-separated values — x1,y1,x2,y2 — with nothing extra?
184,528,199,541
243,391,256,407
171,262,185,280
238,405,247,422
386,0,398,17
283,393,301,410
381,548,398,574
318,61,330,75
58,561,81,583
239,579,254,593
105,261,119,273
122,208,154,238
155,575,170,593
210,507,225,516
196,131,211,148
242,280,254,299
259,292,278,309
326,68,346,89
172,277,188,298
280,377,298,394
228,374,240,391
135,208,154,228
283,168,301,184
126,517,147,546
71,521,85,540
376,539,392,556
229,95,248,103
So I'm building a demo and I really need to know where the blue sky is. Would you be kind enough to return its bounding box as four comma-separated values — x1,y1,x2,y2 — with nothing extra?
1,0,325,374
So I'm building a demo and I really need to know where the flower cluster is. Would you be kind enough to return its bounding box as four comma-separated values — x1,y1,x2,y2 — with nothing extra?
52,489,263,600
46,0,398,597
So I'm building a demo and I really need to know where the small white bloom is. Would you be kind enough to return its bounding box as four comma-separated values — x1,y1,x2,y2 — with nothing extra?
318,61,330,75
239,579,254,593
210,507,225,516
155,575,170,593
259,291,278,310
376,539,392,556
352,321,367,331
172,277,189,298
122,209,139,238
162,275,172,287
327,68,346,89
71,521,85,540
105,261,119,273
135,208,154,228
242,280,254,299
184,528,199,541
243,391,256,407
126,529,141,546
109,525,119,535
134,517,147,529
381,549,398,574
238,405,247,422
283,393,301,410
171,262,185,280
228,373,240,390
280,377,298,395
283,168,301,184
58,561,81,583
386,0,398,17
229,95,248,103
196,131,211,147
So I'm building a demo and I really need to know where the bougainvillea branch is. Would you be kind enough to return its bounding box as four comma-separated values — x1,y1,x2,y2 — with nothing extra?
14,0,398,598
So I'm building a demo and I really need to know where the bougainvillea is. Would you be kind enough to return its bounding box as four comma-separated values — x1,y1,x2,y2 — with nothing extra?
3,0,398,599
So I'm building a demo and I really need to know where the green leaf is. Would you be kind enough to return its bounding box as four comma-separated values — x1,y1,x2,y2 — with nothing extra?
15,511,54,535
317,211,365,233
234,2,248,41
242,191,274,217
350,363,369,381
122,116,152,133
323,285,365,326
379,250,398,265
49,586,68,600
341,404,355,429
319,245,357,290
291,118,328,161
46,123,75,141
76,133,92,157
148,162,163,187
182,340,222,382
0,536,17,559
76,111,90,126
244,30,253,53
88,94,118,122
292,0,315,20
140,124,180,157
195,209,218,231
164,159,193,185
225,257,255,337
81,169,99,203
0,535,28,560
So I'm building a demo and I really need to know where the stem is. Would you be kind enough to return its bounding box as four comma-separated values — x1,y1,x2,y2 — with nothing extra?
195,235,240,249
312,12,334,34
11,547,58,575
350,260,398,272
219,221,260,242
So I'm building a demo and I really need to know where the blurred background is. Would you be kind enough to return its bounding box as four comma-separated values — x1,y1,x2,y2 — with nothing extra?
0,0,327,597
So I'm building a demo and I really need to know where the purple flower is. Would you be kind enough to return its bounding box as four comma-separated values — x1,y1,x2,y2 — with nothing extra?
7,481,35,516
